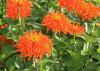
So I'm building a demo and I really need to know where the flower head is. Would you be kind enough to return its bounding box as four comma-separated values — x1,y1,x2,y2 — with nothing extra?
42,11,71,33
58,0,100,21
15,30,53,61
81,2,100,21
6,0,32,19
67,23,85,35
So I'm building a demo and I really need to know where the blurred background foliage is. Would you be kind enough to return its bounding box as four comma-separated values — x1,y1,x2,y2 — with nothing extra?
0,0,100,71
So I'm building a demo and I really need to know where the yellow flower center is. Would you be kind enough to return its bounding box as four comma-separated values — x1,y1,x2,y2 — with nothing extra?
28,32,41,42
53,13,61,20
16,0,24,4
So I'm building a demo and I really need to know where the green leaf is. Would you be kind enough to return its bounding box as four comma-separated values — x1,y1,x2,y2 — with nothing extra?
81,42,90,56
97,47,100,53
84,62,97,71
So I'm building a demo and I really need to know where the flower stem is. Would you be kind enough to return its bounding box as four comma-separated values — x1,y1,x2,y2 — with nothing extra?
73,35,77,51
32,59,38,71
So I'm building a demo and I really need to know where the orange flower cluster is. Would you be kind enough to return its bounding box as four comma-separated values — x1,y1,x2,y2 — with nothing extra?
15,30,53,61
42,11,71,34
42,11,85,35
58,0,100,21
6,0,32,19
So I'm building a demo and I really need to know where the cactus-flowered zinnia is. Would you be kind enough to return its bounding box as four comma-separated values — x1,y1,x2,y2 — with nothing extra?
15,30,53,61
6,0,32,19
58,0,100,21
42,11,71,34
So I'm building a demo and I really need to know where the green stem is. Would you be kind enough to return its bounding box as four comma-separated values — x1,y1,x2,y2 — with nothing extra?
33,59,38,71
73,34,77,51
35,61,38,71
74,35,76,42
18,18,25,34
1,0,5,18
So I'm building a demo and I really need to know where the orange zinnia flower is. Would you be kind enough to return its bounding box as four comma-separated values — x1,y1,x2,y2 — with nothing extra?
42,11,71,33
58,0,84,11
67,24,85,35
81,2,100,21
15,30,53,61
58,0,100,21
6,0,32,19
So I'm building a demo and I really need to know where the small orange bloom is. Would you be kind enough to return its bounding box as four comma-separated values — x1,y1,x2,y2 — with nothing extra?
0,34,7,43
67,24,85,35
42,11,71,33
6,0,32,19
0,24,8,30
15,30,53,61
